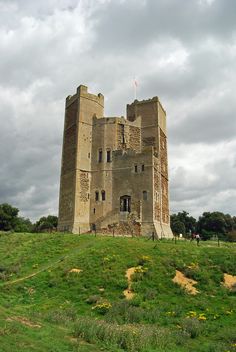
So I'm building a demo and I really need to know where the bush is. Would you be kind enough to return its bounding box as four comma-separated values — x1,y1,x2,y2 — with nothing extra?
143,288,156,300
46,308,77,324
74,318,169,351
104,301,161,324
226,230,236,242
137,255,152,266
86,295,101,304
180,317,203,338
92,301,112,315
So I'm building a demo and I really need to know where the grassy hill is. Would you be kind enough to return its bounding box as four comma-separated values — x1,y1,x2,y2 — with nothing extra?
0,233,235,352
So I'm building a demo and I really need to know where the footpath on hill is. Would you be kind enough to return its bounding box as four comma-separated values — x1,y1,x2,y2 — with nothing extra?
0,241,86,287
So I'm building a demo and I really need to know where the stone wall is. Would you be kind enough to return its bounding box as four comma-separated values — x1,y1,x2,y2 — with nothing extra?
111,148,153,234
160,129,168,179
58,173,75,224
79,171,89,202
61,100,77,175
117,123,125,149
153,157,161,221
58,99,78,230
161,176,169,224
128,126,141,152
159,129,169,224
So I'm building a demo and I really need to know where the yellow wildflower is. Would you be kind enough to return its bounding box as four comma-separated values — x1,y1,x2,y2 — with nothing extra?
187,311,197,318
198,313,207,321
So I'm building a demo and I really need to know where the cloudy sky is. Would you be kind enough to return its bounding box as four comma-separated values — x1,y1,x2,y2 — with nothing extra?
0,0,236,221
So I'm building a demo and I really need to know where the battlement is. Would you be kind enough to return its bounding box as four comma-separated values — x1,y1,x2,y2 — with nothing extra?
92,115,141,128
93,116,123,125
66,85,104,108
127,96,166,114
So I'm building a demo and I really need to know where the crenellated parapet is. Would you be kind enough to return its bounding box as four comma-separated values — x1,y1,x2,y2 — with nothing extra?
66,85,104,108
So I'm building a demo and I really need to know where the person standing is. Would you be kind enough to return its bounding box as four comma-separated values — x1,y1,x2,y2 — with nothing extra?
196,233,200,246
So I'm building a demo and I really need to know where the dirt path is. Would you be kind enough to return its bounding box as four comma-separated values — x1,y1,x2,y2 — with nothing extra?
6,316,42,328
0,258,63,287
0,245,83,287
123,267,136,299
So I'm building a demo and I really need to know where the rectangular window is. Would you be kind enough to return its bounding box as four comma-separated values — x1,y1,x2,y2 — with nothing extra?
98,149,102,162
142,164,145,171
120,196,131,212
143,191,148,200
107,150,111,162
121,124,125,144
135,165,138,173
95,191,99,201
102,190,106,201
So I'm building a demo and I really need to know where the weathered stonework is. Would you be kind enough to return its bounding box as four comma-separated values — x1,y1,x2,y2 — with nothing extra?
58,85,173,238
79,171,89,202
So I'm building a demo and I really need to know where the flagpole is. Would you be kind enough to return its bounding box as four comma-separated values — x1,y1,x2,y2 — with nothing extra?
134,78,138,100
133,78,138,120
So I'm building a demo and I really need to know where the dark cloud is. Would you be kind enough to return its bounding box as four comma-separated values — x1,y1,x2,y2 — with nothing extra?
93,0,236,52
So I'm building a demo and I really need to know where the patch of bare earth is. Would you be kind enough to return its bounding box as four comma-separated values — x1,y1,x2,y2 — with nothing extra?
66,336,78,343
223,273,236,292
123,267,136,300
6,316,41,328
173,270,199,295
69,268,82,274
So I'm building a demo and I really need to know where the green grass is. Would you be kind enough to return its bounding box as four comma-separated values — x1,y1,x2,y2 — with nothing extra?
0,232,235,351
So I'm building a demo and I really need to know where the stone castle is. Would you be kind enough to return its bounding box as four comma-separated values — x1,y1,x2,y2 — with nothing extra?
58,85,173,238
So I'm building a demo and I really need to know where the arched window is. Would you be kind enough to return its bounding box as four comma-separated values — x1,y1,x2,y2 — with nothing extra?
143,191,147,200
95,191,99,201
101,190,106,201
107,150,111,162
98,149,102,162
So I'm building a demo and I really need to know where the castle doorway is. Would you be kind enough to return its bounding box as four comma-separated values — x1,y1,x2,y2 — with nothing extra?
120,195,131,212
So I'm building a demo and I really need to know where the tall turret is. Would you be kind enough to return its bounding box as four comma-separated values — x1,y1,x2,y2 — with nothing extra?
58,85,104,233
127,98,171,237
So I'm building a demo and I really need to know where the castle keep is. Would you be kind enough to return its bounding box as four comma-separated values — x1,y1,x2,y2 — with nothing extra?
58,85,173,238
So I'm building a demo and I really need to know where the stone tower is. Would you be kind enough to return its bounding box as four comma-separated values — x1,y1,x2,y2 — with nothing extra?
58,85,173,238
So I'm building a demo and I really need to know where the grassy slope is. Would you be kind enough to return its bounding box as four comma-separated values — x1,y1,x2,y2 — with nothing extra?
0,233,235,352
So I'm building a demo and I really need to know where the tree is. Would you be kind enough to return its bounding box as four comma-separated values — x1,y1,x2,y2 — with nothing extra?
197,212,233,240
33,215,58,233
14,217,33,233
226,230,236,242
0,203,19,231
171,220,186,236
170,211,196,237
